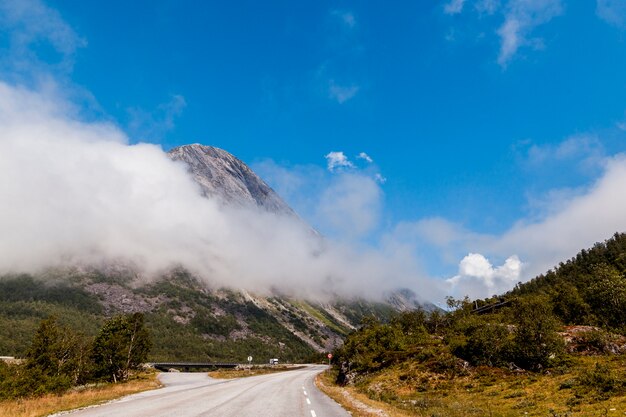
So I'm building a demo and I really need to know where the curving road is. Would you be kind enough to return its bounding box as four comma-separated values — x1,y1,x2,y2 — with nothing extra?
54,365,349,417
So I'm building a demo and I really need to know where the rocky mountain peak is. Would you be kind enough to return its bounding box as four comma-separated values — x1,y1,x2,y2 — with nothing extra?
168,144,295,216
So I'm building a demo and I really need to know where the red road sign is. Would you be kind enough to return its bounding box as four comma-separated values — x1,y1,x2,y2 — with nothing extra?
327,353,332,359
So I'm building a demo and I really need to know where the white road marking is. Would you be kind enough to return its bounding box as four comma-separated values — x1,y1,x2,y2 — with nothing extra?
311,410,317,417
303,390,308,396
306,398,311,405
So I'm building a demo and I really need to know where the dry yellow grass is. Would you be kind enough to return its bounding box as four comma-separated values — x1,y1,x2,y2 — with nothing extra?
318,355,626,417
316,370,414,417
208,365,304,379
0,373,160,417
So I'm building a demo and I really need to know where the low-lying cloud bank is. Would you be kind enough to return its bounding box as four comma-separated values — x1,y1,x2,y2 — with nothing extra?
0,81,440,301
394,152,626,299
3,79,626,303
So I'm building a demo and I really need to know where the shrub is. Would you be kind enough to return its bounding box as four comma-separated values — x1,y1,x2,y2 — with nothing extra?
510,297,565,371
576,362,624,398
450,315,512,367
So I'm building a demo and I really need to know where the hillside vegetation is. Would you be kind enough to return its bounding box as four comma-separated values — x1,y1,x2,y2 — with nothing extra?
0,313,150,399
330,232,626,416
0,267,397,364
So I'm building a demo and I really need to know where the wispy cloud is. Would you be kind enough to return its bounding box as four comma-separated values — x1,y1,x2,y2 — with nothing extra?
443,0,563,67
444,0,468,15
318,173,383,239
409,151,626,299
475,0,500,15
257,151,388,241
519,134,605,173
325,151,354,172
0,0,86,75
317,8,363,104
357,152,373,163
126,94,187,142
331,9,356,29
328,80,360,104
497,0,563,67
597,0,626,29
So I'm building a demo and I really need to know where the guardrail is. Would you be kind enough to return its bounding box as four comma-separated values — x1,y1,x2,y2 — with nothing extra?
149,362,239,371
471,300,510,315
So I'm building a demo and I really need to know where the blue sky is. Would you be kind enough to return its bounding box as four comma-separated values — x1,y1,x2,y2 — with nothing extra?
2,0,626,298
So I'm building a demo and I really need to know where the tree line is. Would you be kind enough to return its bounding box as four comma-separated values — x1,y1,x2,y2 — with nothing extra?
0,313,151,400
334,233,626,383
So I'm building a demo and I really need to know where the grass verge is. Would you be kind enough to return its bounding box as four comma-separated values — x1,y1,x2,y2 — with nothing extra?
208,365,305,379
319,355,626,417
316,369,414,417
0,372,160,417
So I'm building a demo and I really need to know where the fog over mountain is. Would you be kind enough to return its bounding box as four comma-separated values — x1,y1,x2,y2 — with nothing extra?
0,82,439,302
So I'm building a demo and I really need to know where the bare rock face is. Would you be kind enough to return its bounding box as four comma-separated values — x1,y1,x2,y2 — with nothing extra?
168,144,295,217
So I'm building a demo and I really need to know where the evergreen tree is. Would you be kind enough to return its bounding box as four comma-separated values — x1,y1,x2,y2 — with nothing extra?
92,313,151,382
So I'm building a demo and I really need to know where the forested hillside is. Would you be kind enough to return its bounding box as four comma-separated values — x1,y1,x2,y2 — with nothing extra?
0,267,396,363
507,232,626,328
328,232,626,416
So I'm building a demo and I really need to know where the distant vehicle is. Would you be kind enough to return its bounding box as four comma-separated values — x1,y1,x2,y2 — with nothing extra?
269,358,279,365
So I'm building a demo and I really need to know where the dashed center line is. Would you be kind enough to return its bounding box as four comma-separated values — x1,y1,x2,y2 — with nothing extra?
306,398,311,405
303,390,308,396
311,410,317,417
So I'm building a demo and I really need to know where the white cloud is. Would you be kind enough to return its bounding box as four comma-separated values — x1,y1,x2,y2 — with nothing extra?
127,94,187,142
329,80,360,104
443,0,563,67
597,0,626,29
406,153,626,299
497,0,563,66
0,81,446,301
445,0,467,15
317,174,382,239
332,10,356,28
357,152,373,163
374,173,387,184
0,0,86,74
523,134,605,171
476,0,501,15
325,151,354,172
491,155,626,277
447,253,522,298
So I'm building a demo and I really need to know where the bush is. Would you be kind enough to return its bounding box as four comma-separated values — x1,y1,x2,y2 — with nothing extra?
510,297,565,371
449,315,512,367
573,329,615,354
576,362,625,398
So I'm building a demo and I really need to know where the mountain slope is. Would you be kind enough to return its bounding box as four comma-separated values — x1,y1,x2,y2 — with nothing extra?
0,268,399,361
168,144,295,216
0,143,409,362
502,231,626,328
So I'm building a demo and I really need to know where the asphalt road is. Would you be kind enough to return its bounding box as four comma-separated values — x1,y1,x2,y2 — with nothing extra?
54,365,349,417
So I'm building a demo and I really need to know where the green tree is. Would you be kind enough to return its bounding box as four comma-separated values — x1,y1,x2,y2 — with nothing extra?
26,317,61,376
26,317,91,385
550,281,592,325
511,297,564,371
92,313,151,382
335,316,408,373
449,315,512,367
586,264,626,328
